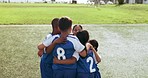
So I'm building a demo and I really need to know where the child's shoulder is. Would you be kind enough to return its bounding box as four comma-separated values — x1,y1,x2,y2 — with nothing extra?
45,33,52,39
45,33,60,40
68,34,79,40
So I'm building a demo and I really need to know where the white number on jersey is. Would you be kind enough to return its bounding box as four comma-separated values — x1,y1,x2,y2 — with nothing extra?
57,47,66,60
87,57,96,73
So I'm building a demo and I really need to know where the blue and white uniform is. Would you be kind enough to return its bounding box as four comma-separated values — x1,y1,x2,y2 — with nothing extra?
95,55,101,78
40,33,59,78
77,50,98,78
95,65,101,78
44,34,85,78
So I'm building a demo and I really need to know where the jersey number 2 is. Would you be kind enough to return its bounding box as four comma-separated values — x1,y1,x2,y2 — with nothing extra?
87,57,96,73
57,47,66,60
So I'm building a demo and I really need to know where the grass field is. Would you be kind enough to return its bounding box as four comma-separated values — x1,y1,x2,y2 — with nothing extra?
0,25,148,78
0,3,148,24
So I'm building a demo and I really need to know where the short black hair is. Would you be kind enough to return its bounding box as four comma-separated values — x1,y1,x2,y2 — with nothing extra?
88,39,99,51
51,18,59,28
59,17,72,31
76,30,89,46
72,25,83,30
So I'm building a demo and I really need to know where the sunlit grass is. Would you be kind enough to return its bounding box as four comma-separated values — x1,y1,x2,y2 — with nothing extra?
0,25,148,78
0,3,148,24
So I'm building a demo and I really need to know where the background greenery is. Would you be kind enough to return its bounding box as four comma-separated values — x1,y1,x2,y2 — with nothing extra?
0,3,148,24
0,3,148,78
0,25,148,78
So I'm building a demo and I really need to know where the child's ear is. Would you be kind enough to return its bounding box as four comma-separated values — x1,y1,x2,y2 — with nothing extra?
69,27,72,33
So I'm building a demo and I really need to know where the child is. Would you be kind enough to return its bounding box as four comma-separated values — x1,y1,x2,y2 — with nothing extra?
54,30,101,78
37,18,64,78
88,39,101,78
44,16,87,78
37,18,60,57
72,24,83,35
76,30,101,78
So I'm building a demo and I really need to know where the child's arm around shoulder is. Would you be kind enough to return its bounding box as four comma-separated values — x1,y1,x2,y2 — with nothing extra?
46,37,66,54
53,50,80,64
53,56,77,64
38,43,46,50
86,43,101,63
37,34,53,50
37,43,46,57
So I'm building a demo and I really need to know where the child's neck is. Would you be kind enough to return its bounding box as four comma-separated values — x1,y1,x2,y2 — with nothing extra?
52,31,59,35
61,31,69,38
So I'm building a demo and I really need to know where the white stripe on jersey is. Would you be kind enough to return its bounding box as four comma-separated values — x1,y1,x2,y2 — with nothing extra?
42,34,85,61
43,34,60,47
67,35,85,61
72,52,79,61
67,35,85,53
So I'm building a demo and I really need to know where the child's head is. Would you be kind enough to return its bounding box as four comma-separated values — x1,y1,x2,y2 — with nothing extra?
59,16,72,33
51,18,60,34
72,25,83,35
76,30,89,46
88,39,99,51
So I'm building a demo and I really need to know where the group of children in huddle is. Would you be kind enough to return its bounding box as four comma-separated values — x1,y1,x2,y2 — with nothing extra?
37,17,101,78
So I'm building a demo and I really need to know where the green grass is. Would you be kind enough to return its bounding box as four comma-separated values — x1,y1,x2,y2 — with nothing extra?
0,3,148,24
0,25,148,78
0,26,44,78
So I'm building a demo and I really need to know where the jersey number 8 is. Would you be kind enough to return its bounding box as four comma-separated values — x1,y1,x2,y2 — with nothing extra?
57,47,66,60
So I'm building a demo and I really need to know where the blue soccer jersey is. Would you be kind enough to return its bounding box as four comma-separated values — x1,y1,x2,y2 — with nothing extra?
95,66,101,78
52,34,85,70
77,50,97,73
42,34,84,78
95,55,101,78
40,33,59,78
41,33,60,64
41,33,54,64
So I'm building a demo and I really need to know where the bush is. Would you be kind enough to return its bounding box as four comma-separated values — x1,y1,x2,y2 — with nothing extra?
118,0,124,4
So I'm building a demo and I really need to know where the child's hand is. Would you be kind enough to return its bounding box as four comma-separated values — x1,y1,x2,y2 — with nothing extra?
54,37,66,44
38,50,43,57
86,43,93,51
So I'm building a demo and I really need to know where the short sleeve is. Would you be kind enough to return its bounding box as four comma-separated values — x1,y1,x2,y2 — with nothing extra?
42,34,59,47
74,39,85,53
68,36,85,53
72,52,80,61
44,34,52,40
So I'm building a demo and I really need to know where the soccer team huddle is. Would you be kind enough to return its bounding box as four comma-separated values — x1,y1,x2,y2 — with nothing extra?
37,16,101,78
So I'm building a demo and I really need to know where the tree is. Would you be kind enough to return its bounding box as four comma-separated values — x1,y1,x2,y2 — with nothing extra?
51,0,55,1
118,0,124,4
42,0,47,3
8,0,10,3
94,0,100,5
